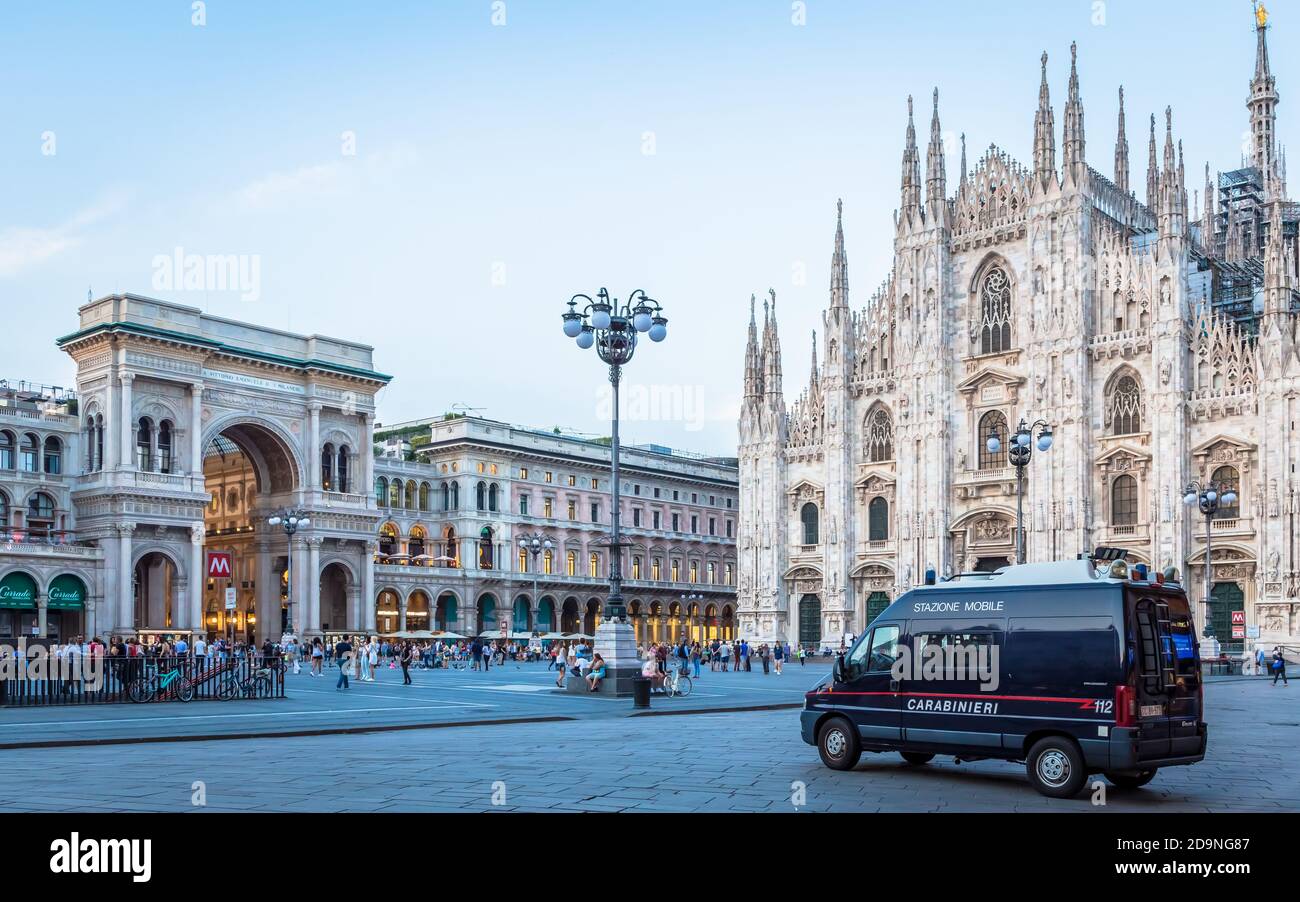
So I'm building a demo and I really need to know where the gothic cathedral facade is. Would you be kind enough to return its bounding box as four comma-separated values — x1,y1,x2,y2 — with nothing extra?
738,12,1300,652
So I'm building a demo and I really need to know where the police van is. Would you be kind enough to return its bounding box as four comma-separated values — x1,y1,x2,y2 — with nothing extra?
801,553,1206,798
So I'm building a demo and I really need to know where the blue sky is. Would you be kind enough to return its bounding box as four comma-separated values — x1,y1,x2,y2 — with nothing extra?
0,0,1292,454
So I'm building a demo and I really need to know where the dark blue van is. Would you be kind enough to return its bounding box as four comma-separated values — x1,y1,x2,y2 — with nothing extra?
800,557,1206,798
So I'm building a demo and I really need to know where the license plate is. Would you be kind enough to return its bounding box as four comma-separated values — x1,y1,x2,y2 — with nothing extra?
1140,704,1164,718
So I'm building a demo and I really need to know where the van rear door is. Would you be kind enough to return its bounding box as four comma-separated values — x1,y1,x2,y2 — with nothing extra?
1127,588,1202,761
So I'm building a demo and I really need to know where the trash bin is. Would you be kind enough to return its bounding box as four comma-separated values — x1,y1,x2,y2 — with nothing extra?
632,676,651,709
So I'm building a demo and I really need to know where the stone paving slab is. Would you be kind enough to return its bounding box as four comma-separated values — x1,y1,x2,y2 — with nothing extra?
0,678,1295,812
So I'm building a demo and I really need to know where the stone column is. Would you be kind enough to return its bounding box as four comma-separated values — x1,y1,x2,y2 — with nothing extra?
363,414,376,501
189,522,205,633
106,363,120,470
306,535,322,635
117,522,136,635
118,372,135,471
346,586,361,632
36,593,48,638
189,384,204,475
308,403,322,491
255,541,274,646
362,540,377,632
398,597,408,632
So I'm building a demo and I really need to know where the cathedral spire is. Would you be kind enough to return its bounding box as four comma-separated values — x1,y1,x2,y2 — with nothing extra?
925,88,947,223
1033,52,1057,189
1114,86,1130,194
762,288,783,402
809,330,820,387
900,96,923,221
1249,2,1280,188
1061,42,1086,187
744,294,762,401
959,133,968,190
1264,194,1291,314
830,199,848,309
1202,162,1216,254
1146,113,1159,209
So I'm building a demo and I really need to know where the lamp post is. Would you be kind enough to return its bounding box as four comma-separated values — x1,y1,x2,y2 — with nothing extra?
1183,479,1238,641
561,287,667,694
986,418,1054,565
680,592,703,644
268,509,310,639
518,532,553,632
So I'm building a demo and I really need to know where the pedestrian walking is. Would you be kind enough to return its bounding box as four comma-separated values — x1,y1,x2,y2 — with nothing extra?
760,643,770,674
400,641,413,685
773,640,784,674
335,636,353,690
1257,647,1268,677
1272,647,1289,686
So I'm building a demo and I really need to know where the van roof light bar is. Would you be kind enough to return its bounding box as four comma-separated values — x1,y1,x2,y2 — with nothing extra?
1091,546,1129,562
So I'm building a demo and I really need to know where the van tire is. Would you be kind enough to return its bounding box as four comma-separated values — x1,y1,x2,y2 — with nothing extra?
1104,769,1158,789
900,752,935,765
1025,737,1087,798
817,718,861,771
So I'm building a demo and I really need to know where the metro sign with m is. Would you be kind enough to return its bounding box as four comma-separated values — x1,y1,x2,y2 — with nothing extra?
207,552,234,579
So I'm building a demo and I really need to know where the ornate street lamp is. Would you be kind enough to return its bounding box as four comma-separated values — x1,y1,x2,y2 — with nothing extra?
561,288,667,694
517,531,553,632
986,418,1054,565
1183,479,1239,640
268,509,310,639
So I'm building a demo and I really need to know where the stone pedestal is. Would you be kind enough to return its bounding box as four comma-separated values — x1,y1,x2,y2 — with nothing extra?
560,618,641,698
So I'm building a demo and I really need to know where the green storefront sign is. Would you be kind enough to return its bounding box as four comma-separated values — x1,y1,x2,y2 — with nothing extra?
47,574,87,610
0,572,37,609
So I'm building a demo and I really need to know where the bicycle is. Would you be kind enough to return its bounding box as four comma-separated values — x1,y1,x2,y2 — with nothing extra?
128,661,194,703
663,664,693,698
218,666,274,700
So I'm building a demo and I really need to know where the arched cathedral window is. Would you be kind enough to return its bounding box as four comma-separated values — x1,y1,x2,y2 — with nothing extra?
865,408,893,462
978,410,1007,470
868,497,889,541
1211,466,1240,519
1111,475,1138,526
1109,375,1142,435
800,503,819,546
979,267,1013,355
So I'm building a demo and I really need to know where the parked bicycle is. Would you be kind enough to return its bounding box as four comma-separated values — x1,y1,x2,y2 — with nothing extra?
217,666,274,700
128,661,194,703
663,664,693,698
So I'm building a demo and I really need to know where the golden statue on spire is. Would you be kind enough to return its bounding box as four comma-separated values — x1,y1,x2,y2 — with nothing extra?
1256,2,1269,29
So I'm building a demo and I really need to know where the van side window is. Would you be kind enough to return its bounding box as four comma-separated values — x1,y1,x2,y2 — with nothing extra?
1005,616,1118,692
910,632,1000,681
848,625,899,676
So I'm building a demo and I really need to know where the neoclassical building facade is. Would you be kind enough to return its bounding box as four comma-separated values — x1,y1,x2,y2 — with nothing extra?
738,15,1300,652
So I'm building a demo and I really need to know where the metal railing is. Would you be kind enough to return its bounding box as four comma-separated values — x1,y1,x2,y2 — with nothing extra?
0,652,285,707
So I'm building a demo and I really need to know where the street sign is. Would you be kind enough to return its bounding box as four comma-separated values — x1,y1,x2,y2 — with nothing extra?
1232,625,1245,639
1231,610,1246,625
207,552,234,579
1247,625,1261,638
225,588,237,611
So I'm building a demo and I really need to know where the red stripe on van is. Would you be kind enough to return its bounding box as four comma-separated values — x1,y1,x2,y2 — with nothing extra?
808,689,1096,707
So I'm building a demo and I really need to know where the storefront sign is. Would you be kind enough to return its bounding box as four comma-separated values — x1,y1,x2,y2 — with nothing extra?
0,573,37,609
47,575,86,609
225,588,237,611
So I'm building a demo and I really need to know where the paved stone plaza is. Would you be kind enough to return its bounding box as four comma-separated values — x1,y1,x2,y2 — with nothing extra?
0,664,1294,812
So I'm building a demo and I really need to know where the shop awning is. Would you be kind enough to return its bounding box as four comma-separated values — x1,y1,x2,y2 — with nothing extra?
47,574,87,609
0,572,37,609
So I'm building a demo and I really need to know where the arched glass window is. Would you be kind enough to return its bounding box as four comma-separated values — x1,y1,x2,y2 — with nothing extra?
1212,465,1240,519
865,408,893,462
375,476,388,507
409,526,427,558
476,481,487,511
1111,475,1138,526
378,523,398,556
0,491,9,526
321,443,335,491
451,482,460,509
94,416,104,472
479,526,495,569
42,436,62,475
441,482,450,510
488,483,499,512
405,480,417,510
978,410,1008,470
979,267,1013,355
157,421,173,474
337,447,350,493
20,433,39,472
1110,375,1142,435
801,502,819,545
419,482,430,511
27,492,55,538
0,430,15,470
868,497,889,541
135,419,153,471
389,479,402,508
443,526,459,567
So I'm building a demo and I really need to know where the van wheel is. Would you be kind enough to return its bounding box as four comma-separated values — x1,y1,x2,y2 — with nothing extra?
817,718,861,771
900,752,935,765
1104,769,1158,789
1025,737,1087,798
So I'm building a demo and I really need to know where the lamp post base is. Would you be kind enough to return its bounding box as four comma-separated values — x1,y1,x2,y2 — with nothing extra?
563,618,640,698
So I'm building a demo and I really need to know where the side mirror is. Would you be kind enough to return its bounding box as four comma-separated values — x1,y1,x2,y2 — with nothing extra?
832,654,847,684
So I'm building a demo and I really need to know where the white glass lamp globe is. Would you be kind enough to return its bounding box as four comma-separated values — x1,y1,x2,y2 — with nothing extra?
268,516,282,526
633,311,653,332
1037,433,1053,452
986,436,1001,454
1205,490,1217,504
1222,491,1238,505
1183,492,1198,506
1016,431,1031,447
576,329,595,349
563,317,583,338
648,322,667,342
591,309,612,330
299,518,310,528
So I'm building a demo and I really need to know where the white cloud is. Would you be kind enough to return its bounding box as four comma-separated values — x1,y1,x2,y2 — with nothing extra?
0,191,128,278
233,144,420,211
